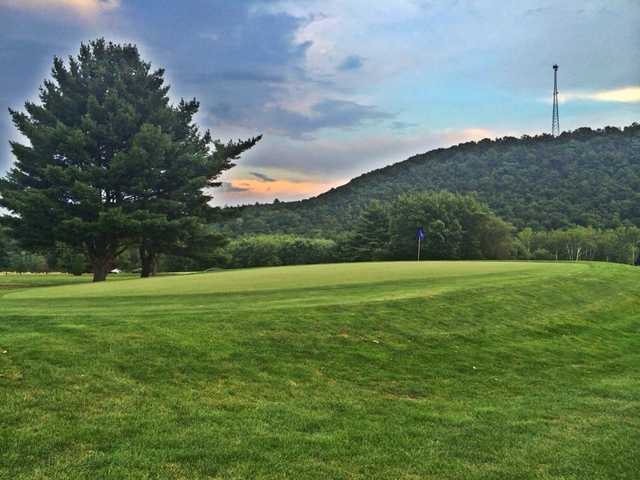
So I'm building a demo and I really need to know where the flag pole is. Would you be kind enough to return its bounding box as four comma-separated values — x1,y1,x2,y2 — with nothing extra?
417,236,421,261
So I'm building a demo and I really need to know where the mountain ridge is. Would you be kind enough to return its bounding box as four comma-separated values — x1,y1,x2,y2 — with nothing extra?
220,123,640,237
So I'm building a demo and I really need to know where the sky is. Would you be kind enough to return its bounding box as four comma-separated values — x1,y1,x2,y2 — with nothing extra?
1,0,639,206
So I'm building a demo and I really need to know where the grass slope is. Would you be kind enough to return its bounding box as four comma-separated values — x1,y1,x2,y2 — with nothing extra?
1,262,639,479
0,272,139,293
0,273,92,292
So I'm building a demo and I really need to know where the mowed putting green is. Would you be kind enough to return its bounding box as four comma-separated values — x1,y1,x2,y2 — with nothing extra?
1,261,639,479
6,261,567,299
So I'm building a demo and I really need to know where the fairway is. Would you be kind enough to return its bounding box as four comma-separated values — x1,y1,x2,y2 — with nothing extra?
1,261,640,479
6,261,574,299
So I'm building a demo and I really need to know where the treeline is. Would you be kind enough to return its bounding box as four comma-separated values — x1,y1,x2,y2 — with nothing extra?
217,194,640,269
0,231,87,274
341,192,513,261
6,195,640,273
219,123,640,237
513,226,640,263
221,235,337,268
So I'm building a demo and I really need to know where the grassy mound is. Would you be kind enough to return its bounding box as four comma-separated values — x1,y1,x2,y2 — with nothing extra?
1,262,639,479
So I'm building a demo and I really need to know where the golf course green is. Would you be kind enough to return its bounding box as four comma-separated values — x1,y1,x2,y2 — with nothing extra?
1,261,639,479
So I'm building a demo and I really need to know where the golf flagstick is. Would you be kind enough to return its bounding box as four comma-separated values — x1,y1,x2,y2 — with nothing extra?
417,226,425,261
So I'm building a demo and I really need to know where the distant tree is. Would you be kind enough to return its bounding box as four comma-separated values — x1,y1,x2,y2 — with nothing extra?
607,226,640,264
112,246,140,272
544,230,565,261
46,243,88,275
0,39,260,281
512,225,640,264
515,227,535,259
556,227,598,261
477,216,514,260
0,227,11,270
8,251,47,273
387,191,512,260
69,254,87,276
343,200,391,261
223,235,337,268
532,248,554,260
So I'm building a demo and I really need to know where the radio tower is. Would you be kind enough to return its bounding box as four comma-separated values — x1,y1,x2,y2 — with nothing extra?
552,64,560,137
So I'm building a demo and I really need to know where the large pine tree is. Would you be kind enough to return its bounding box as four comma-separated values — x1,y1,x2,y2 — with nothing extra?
0,39,260,281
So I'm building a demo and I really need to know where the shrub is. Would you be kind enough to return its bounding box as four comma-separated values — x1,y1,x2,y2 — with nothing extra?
532,248,554,260
224,235,337,268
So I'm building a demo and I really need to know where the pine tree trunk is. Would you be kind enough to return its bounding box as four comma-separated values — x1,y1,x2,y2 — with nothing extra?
139,245,157,278
92,258,111,282
141,256,154,278
152,256,159,276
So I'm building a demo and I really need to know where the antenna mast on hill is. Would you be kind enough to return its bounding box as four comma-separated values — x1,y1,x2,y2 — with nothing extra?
552,64,560,137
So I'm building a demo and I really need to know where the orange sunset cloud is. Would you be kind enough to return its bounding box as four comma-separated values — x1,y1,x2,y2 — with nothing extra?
225,178,348,201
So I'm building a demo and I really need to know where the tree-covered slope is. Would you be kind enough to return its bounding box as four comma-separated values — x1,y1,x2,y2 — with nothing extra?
221,124,640,236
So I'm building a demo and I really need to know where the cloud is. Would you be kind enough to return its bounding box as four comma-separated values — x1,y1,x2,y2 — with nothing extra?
457,128,498,141
337,55,364,71
233,126,505,179
390,120,419,130
211,98,393,140
219,182,250,193
559,86,640,104
0,8,94,172
186,71,287,84
212,177,348,206
275,98,392,137
2,0,638,185
271,0,640,95
214,125,507,205
0,0,119,15
250,171,276,182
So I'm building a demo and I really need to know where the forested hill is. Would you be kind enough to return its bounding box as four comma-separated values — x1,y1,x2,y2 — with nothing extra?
219,124,640,237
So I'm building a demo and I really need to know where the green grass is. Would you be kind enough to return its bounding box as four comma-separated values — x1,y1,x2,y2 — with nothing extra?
0,272,92,291
1,261,639,479
0,272,139,292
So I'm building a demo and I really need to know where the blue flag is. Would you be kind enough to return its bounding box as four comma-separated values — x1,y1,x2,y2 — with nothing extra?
417,226,425,241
